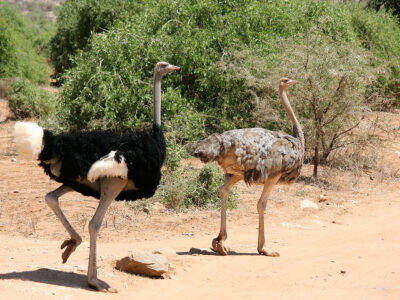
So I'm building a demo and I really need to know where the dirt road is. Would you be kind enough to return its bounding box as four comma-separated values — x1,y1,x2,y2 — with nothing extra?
0,107,399,299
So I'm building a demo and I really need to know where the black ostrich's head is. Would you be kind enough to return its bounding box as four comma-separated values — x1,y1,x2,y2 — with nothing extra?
279,77,298,89
155,61,180,76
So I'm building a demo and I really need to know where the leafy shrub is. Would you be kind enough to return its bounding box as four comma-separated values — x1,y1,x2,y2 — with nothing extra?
349,4,400,107
50,0,141,75
8,78,56,119
367,0,400,18
56,0,364,134
0,4,49,84
218,34,377,177
156,164,239,210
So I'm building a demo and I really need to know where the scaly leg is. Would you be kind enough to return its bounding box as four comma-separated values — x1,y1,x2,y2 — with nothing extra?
45,185,82,263
257,175,281,257
211,174,240,255
87,177,127,293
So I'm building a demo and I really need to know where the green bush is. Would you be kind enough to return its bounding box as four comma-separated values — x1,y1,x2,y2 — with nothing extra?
349,4,400,106
56,0,400,141
56,0,365,134
0,4,49,84
50,0,142,75
8,78,56,119
156,164,239,210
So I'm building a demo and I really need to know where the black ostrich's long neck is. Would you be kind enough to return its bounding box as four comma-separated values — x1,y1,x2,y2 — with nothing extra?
279,87,305,148
153,71,166,163
153,72,162,128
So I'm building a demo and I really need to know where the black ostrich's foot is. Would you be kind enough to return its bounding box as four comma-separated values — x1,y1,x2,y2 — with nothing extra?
88,278,118,293
61,237,82,263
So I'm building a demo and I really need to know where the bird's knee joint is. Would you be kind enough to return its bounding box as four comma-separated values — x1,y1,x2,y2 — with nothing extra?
45,192,58,206
257,202,266,213
74,236,83,245
219,188,228,199
88,220,101,234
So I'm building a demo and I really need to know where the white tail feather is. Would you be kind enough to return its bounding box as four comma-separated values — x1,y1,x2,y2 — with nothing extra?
87,151,128,182
13,122,44,159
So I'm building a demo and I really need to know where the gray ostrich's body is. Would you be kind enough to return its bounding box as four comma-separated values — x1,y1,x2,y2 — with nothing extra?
194,78,304,256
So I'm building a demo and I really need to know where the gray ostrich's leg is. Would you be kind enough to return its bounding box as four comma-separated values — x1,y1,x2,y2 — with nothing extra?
45,185,82,263
87,177,127,293
257,175,281,257
211,174,240,255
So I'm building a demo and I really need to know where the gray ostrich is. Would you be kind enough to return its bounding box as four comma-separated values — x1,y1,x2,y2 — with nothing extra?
13,62,180,292
193,78,304,257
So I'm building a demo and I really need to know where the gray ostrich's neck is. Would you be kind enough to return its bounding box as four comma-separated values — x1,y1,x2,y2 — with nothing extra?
279,88,305,147
153,72,162,127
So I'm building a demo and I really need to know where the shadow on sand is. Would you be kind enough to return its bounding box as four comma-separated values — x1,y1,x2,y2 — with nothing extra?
176,250,260,256
0,268,93,291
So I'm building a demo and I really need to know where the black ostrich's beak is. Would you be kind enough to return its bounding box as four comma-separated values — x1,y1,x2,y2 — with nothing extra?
166,65,180,71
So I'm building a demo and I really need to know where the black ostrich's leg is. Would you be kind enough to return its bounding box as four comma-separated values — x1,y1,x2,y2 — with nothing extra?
45,185,82,263
87,177,127,293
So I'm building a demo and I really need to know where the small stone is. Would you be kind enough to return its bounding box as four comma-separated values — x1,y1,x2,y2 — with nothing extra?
142,207,150,214
51,290,56,295
295,224,310,230
313,219,323,225
300,200,318,209
319,194,328,202
11,158,16,162
340,270,346,274
189,247,214,255
116,251,169,277
182,232,194,236
75,265,86,272
13,190,19,194
151,202,165,212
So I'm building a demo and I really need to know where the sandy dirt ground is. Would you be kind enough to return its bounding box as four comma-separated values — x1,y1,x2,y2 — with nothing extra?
0,101,399,299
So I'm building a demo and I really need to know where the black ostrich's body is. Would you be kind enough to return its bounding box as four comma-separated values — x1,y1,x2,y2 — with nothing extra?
13,62,180,292
39,124,166,200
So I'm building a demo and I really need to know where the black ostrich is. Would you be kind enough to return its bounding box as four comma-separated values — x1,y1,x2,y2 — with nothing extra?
13,62,180,292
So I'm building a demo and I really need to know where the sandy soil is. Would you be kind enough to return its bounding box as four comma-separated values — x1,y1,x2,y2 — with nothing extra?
0,103,399,299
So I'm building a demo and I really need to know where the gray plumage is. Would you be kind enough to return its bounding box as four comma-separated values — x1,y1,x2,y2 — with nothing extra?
193,127,303,184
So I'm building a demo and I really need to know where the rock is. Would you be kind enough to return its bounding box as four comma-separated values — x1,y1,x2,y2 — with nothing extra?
300,199,318,209
151,202,165,212
319,194,328,202
296,224,311,229
116,251,169,277
313,219,323,225
189,247,214,255
11,157,16,162
142,207,150,214
340,270,346,274
75,265,87,272
182,232,194,236
13,190,19,194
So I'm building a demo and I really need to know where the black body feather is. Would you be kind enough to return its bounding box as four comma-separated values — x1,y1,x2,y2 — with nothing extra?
39,124,166,201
